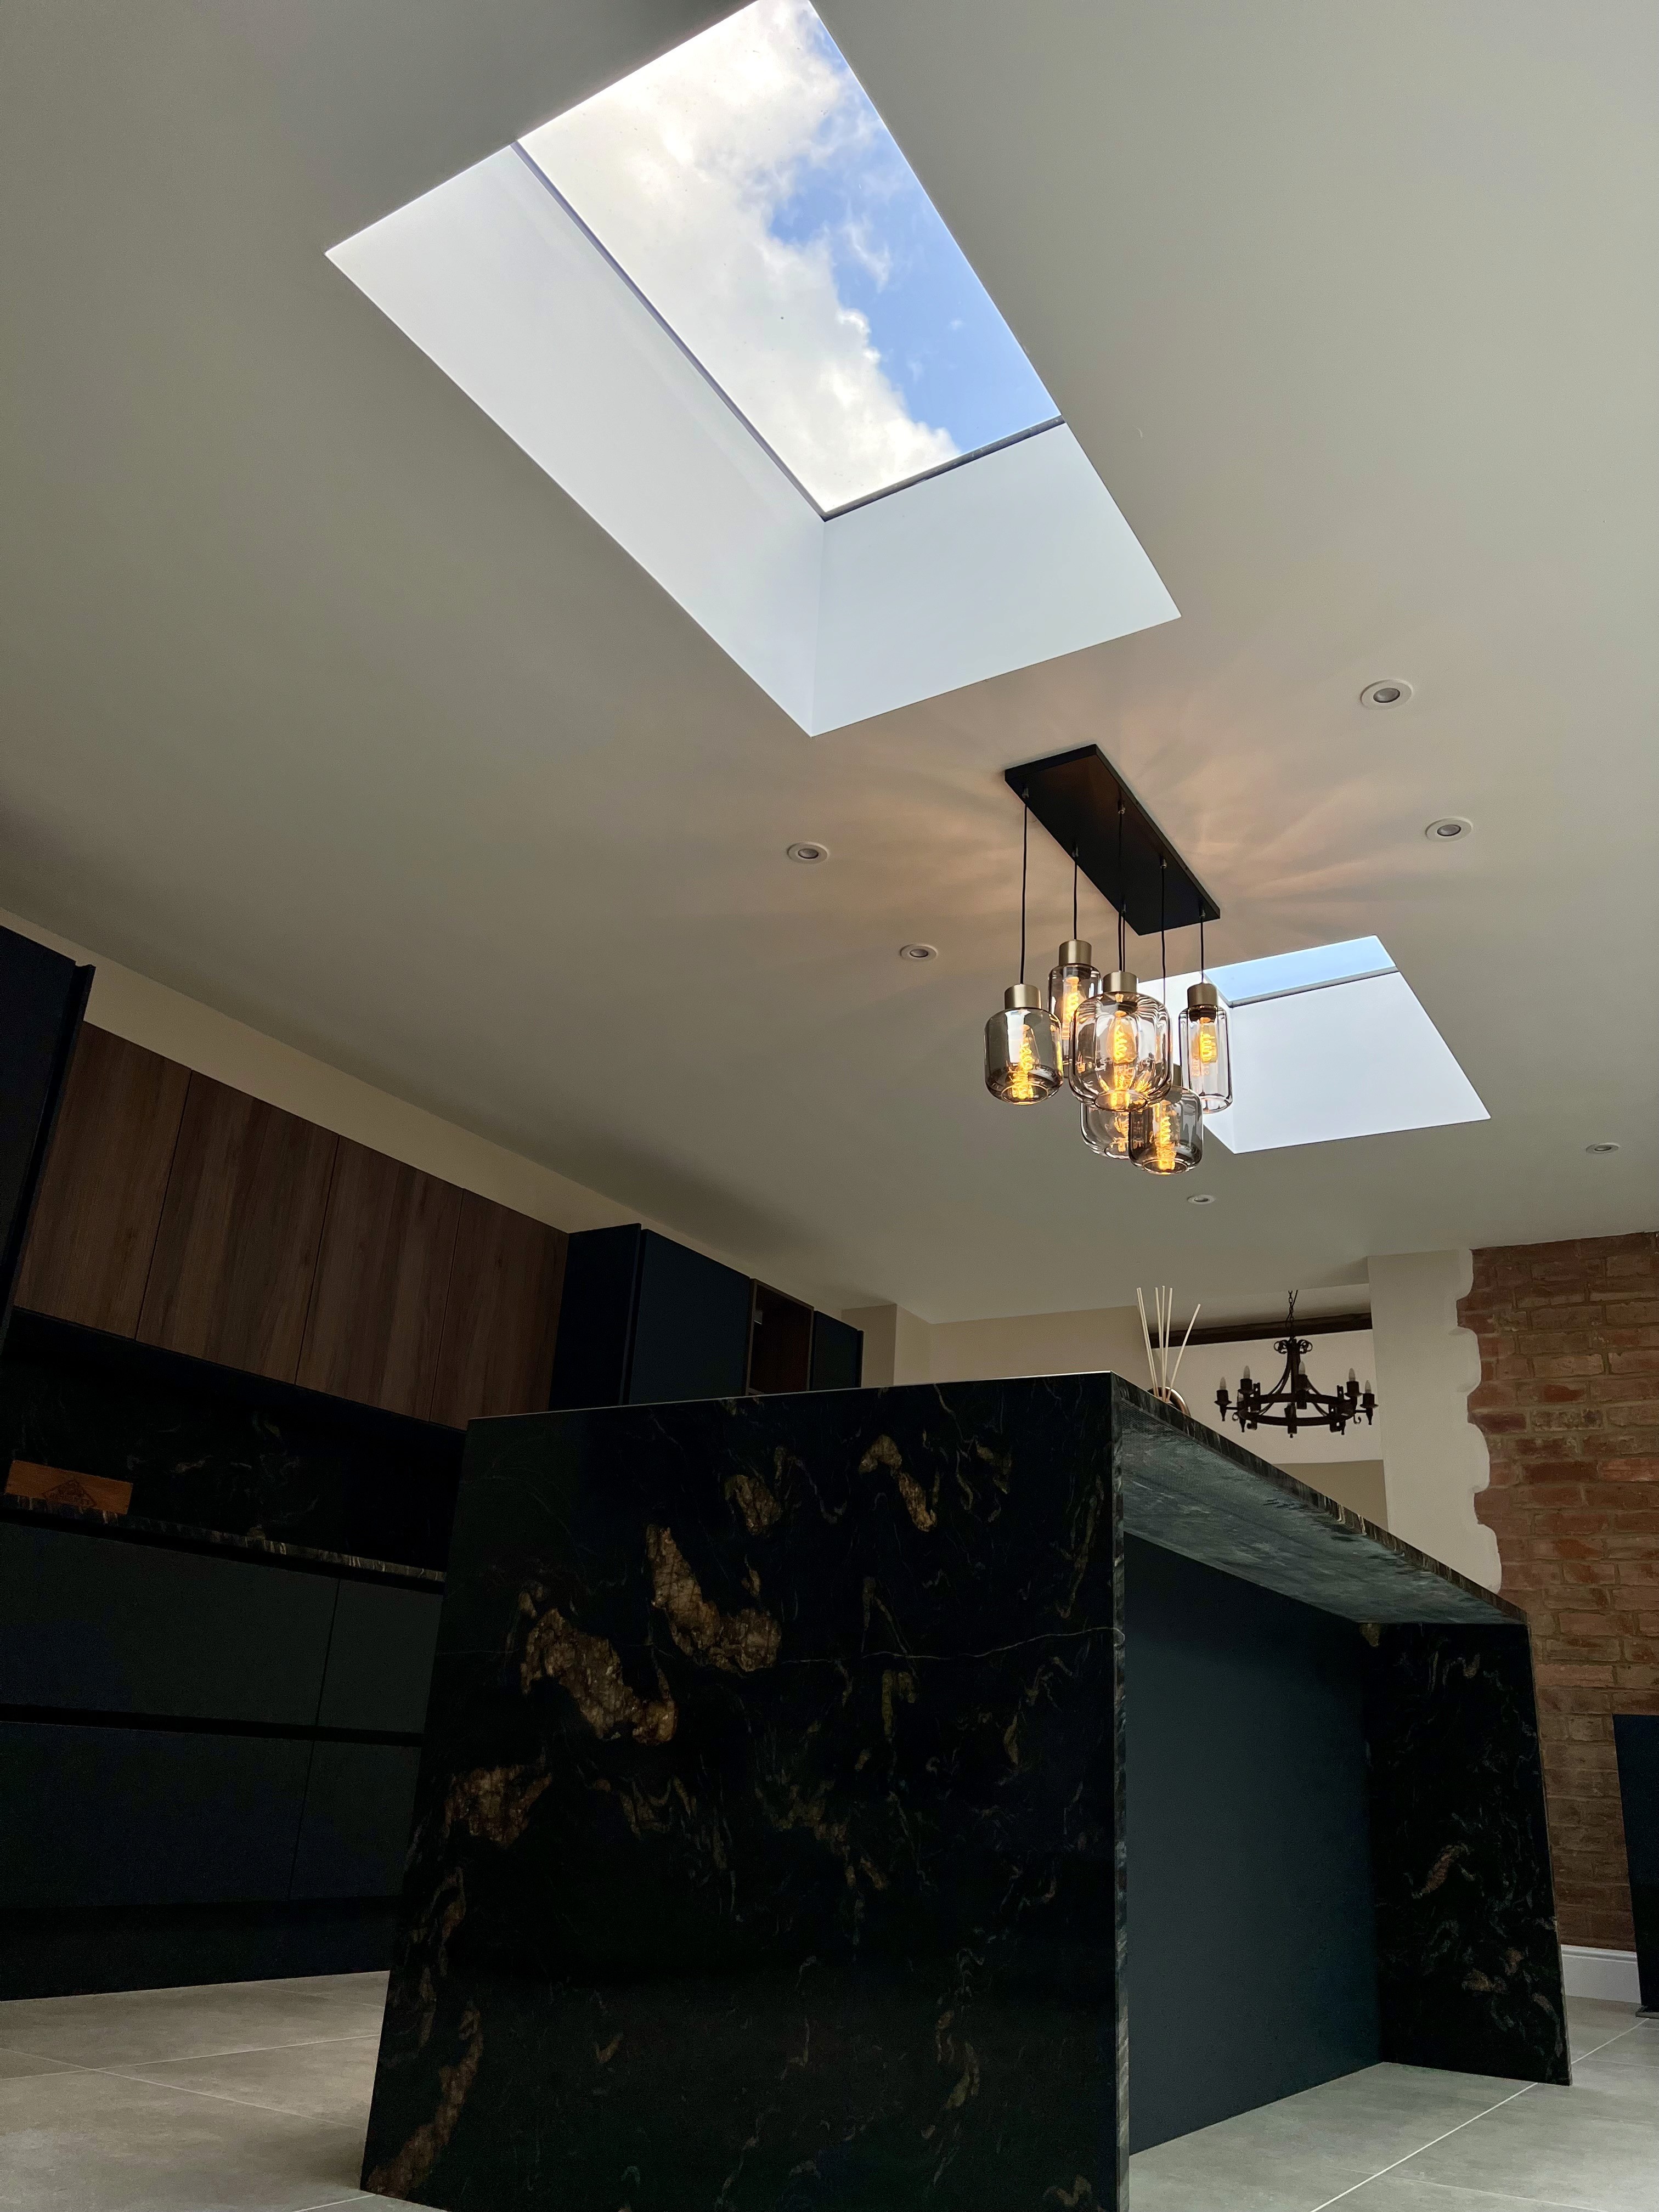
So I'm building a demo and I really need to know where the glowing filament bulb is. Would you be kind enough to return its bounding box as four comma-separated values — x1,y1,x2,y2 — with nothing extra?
1006,1026,1040,1103
1107,1013,1138,1065
1060,981,1084,1034
1153,1103,1178,1172
1193,1019,1220,1065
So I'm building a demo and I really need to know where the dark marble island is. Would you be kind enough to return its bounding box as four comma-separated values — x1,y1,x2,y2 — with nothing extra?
362,1377,1565,2212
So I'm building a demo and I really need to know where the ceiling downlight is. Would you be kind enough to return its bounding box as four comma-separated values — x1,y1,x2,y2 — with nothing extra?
1425,817,1472,842
785,841,828,864
1361,680,1413,709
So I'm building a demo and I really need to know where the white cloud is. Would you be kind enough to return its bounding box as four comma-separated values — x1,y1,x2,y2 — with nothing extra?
521,0,956,507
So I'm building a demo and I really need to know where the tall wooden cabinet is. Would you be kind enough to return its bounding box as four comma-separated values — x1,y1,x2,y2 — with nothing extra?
138,1076,338,1381
15,1025,566,1430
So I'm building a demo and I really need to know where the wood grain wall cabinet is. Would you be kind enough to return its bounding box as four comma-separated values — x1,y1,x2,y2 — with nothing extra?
747,1282,813,1395
427,1190,566,1428
15,1027,190,1337
138,1075,338,1383
296,1141,462,1420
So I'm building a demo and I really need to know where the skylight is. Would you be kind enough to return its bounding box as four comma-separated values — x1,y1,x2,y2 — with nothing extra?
1149,938,1488,1154
326,13,1176,731
518,0,1058,511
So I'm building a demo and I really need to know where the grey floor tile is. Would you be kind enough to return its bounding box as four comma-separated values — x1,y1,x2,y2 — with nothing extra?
1567,2023,1659,2106
1566,1995,1644,2058
0,1978,383,2068
1126,2064,1526,2212
0,2065,373,2211
110,2033,384,2124
0,2049,73,2083
1398,2080,1659,2212
1337,2177,1610,2209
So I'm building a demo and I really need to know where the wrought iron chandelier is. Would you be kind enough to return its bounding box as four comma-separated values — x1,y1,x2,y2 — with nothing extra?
1215,1294,1377,1438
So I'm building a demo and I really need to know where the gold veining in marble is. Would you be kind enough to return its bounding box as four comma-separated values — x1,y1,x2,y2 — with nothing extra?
443,1762,551,1849
518,1589,678,1742
647,1523,781,1672
724,1467,782,1534
366,2001,483,2199
859,1434,938,1531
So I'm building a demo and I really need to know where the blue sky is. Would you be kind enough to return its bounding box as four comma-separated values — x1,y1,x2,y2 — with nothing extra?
767,13,1057,467
522,0,1057,506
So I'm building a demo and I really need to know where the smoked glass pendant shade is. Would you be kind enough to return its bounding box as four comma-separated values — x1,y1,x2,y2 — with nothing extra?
1128,1066,1204,1175
985,984,1062,1104
1047,940,1101,1085
1179,982,1232,1113
1080,1099,1133,1160
1072,972,1172,1110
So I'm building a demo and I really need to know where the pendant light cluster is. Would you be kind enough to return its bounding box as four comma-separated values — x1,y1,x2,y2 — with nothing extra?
983,789,1233,1179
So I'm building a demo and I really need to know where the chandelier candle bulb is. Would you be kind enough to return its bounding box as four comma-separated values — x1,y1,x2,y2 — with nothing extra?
1180,981,1233,1112
1047,940,1102,1085
984,984,1062,1104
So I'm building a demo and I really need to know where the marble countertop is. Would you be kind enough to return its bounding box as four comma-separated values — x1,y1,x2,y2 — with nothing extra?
1109,1376,1520,1627
0,1492,444,1587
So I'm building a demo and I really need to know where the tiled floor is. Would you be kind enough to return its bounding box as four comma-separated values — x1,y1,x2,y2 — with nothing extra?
0,1976,1651,2210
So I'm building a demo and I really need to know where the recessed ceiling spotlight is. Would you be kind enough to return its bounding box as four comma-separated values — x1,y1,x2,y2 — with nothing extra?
898,943,938,962
1585,1142,1620,1154
1187,1192,1217,1206
785,841,829,864
1361,680,1413,709
1425,817,1472,841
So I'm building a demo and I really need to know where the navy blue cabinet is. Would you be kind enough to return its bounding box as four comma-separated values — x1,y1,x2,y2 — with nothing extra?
0,1515,439,1926
549,1226,861,1410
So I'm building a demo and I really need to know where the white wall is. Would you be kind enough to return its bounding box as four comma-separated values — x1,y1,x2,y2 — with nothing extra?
0,906,781,1288
840,1286,1502,1556
1367,1250,1498,1587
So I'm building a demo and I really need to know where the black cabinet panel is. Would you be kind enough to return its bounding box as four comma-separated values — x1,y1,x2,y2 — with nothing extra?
809,1314,864,1392
0,926,91,1341
629,1233,751,1405
290,1740,422,1899
0,1721,311,1907
1615,1714,1659,2012
547,1226,641,1411
317,1580,441,1735
0,1521,338,1725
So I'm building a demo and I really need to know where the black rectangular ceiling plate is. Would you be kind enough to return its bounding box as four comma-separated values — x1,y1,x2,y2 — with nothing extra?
1005,747,1220,938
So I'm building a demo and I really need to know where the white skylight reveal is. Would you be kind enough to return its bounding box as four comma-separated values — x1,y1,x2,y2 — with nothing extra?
518,1,1058,510
1148,939,1488,1154
326,3,1176,732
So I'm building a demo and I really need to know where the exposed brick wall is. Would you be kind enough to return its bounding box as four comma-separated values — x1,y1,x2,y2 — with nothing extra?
1459,1231,1659,1950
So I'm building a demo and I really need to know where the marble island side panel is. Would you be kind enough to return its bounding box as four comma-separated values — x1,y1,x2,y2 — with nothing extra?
362,1380,1126,2212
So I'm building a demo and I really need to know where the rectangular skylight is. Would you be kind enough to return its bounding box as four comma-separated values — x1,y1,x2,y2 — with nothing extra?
1149,938,1488,1154
518,0,1059,511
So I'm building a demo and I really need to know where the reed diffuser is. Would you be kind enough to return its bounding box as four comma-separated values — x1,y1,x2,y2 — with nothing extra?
1136,1286,1200,1415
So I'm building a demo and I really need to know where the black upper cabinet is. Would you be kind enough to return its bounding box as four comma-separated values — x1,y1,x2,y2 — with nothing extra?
548,1225,645,1409
0,926,92,1344
630,1233,752,1404
549,1225,859,1410
809,1313,864,1392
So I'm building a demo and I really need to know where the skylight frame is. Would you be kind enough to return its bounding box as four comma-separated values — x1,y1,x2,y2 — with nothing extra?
1148,937,1488,1155
512,144,1064,525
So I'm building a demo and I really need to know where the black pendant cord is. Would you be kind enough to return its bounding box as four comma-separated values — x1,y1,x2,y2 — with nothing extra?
1071,849,1079,941
1019,789,1030,986
1200,915,1206,985
1159,858,1167,1000
1115,802,1126,972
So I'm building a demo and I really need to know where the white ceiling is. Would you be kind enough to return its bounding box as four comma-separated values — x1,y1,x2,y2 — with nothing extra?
2,1,1654,1321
